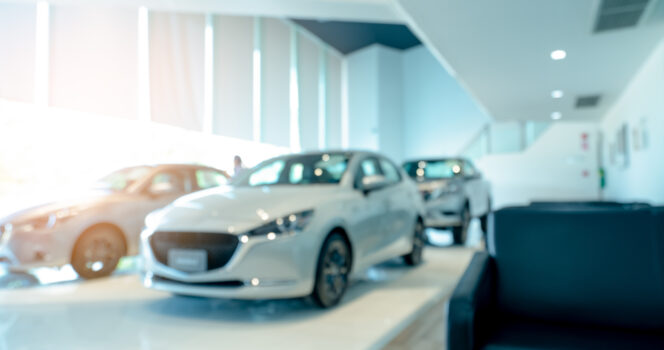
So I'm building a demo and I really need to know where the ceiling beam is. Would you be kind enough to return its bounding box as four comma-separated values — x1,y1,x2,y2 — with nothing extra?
11,0,405,23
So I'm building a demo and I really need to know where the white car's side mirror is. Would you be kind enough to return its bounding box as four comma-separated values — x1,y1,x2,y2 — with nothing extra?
361,175,389,194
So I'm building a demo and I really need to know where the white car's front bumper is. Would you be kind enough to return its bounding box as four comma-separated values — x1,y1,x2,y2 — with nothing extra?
141,228,319,300
422,194,465,228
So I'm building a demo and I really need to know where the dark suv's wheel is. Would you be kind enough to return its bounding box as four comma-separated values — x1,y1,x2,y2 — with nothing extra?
452,205,470,245
403,220,425,266
312,233,351,308
71,225,126,279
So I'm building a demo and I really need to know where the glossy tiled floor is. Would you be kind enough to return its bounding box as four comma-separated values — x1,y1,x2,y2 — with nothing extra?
0,227,481,350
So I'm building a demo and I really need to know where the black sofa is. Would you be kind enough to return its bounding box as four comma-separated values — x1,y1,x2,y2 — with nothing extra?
447,204,664,349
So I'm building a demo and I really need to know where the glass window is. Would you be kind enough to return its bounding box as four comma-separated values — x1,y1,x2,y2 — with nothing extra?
379,159,401,184
289,163,304,183
240,153,350,186
355,157,382,188
361,159,380,177
402,159,463,179
464,161,477,176
248,160,286,186
151,171,186,193
95,166,152,191
195,169,227,190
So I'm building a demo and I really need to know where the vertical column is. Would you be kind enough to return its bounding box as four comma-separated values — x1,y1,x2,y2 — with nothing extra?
341,58,349,149
137,6,150,122
252,17,262,142
34,1,49,107
318,46,327,150
289,26,300,152
203,13,214,134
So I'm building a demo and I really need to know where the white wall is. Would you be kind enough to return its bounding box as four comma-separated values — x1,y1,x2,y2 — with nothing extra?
490,122,522,153
261,18,290,147
347,45,379,151
326,51,343,148
477,122,600,209
0,3,35,104
149,12,205,131
49,5,138,119
402,45,491,161
346,44,490,163
377,46,404,162
600,39,664,205
213,15,254,140
298,31,320,151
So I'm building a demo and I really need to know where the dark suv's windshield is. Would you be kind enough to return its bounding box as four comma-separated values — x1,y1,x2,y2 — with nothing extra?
236,153,350,186
403,159,462,179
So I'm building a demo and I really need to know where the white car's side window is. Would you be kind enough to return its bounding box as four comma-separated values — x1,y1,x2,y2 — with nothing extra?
379,159,401,184
361,159,379,176
248,160,286,186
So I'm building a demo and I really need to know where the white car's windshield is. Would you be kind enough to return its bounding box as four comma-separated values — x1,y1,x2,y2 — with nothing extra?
403,159,462,179
94,166,152,191
237,153,350,186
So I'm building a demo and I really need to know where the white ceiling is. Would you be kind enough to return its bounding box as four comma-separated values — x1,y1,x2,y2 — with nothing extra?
18,0,663,122
10,0,403,23
394,0,664,122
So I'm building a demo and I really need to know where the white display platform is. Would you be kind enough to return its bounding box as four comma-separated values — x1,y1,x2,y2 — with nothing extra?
0,245,475,350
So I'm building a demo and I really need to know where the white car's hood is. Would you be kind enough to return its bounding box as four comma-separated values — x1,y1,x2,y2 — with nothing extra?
153,185,344,234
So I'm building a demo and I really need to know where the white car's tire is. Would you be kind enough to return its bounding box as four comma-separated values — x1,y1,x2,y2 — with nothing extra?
311,233,351,308
452,205,470,245
403,220,425,266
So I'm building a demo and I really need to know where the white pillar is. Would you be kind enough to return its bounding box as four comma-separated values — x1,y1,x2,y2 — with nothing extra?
34,1,49,107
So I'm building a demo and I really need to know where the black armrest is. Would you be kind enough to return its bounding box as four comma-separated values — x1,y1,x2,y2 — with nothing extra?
447,251,495,350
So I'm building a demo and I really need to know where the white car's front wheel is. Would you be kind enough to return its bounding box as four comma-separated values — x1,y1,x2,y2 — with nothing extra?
403,220,425,266
312,233,351,308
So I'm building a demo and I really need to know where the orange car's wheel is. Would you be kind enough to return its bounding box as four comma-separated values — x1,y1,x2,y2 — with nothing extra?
71,225,126,279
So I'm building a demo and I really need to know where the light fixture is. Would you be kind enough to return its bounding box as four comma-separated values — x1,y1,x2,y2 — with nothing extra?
550,50,566,60
551,90,564,99
551,112,562,120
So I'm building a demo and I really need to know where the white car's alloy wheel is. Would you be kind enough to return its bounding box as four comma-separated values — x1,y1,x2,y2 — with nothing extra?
312,233,351,308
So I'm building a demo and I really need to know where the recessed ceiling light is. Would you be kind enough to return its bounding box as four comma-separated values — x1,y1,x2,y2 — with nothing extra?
551,90,564,98
550,50,567,60
551,111,562,120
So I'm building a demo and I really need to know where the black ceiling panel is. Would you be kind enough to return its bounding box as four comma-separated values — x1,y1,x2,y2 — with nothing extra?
594,0,651,32
292,19,421,55
576,95,602,108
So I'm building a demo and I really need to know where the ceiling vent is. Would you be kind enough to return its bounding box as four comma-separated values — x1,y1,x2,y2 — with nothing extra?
594,0,651,32
576,95,602,108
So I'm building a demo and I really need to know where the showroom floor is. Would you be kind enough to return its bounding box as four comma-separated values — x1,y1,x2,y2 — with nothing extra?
0,228,481,350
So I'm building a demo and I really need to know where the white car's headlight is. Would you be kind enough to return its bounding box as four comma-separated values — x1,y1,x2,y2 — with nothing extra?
245,210,314,238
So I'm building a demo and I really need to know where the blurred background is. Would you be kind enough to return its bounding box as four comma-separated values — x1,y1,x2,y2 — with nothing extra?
1,0,662,215
0,0,662,347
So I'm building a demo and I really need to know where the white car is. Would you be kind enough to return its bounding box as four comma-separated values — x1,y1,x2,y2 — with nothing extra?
402,158,491,244
141,151,426,308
